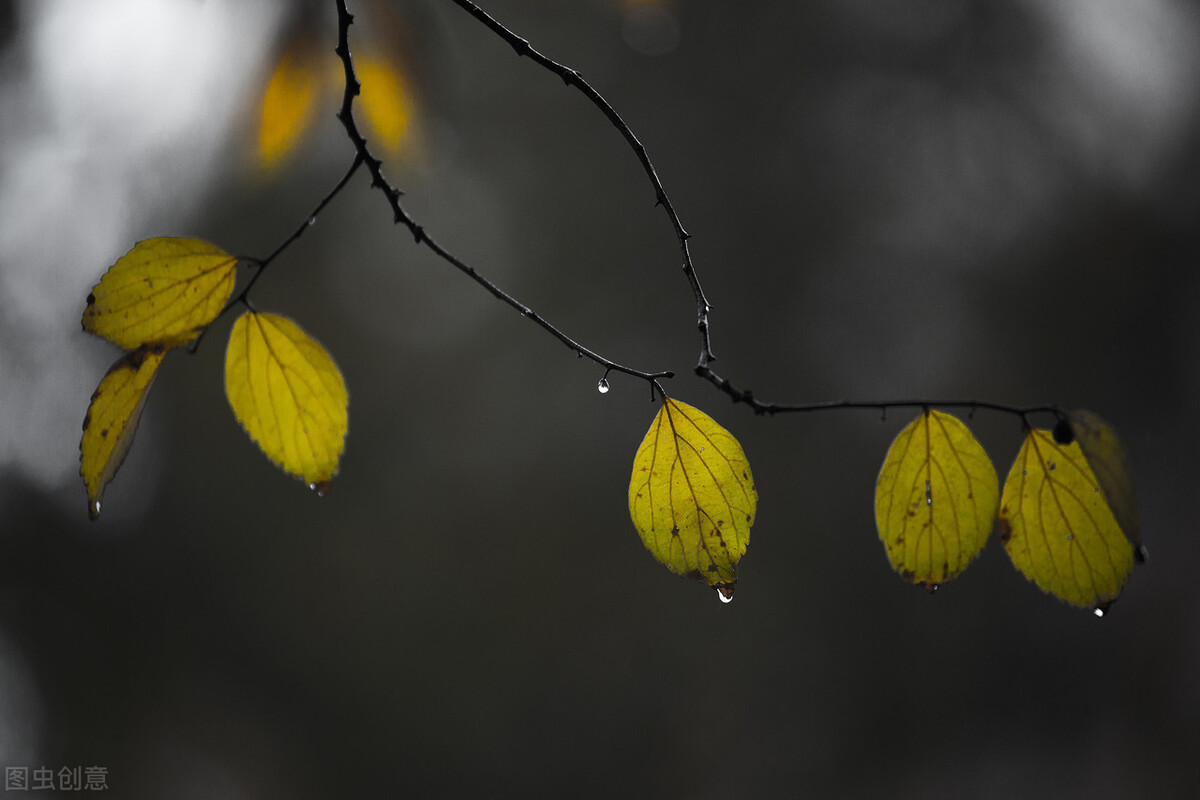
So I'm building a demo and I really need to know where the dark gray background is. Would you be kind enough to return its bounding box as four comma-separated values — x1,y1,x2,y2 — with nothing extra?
1,0,1198,796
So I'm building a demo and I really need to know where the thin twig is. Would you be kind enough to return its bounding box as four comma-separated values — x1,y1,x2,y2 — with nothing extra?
446,0,713,356
186,157,366,354
234,154,365,309
332,0,672,386
446,1,1071,428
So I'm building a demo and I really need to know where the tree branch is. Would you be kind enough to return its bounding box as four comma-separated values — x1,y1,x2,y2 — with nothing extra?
446,0,714,358
445,2,1079,428
330,0,672,387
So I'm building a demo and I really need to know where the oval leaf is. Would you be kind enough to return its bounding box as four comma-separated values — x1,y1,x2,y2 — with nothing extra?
999,429,1135,611
1069,409,1143,556
875,410,999,590
225,311,348,487
628,397,757,597
82,237,239,350
258,38,323,168
358,54,414,156
80,344,167,520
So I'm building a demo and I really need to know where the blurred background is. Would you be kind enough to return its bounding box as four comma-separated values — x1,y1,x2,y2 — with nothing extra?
2,0,1199,796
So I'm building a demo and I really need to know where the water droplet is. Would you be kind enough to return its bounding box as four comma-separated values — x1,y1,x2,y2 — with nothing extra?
307,216,317,226
89,499,101,520
925,583,940,594
1135,545,1149,563
309,480,330,497
1093,607,1106,618
715,584,735,604
925,480,932,506
597,378,610,394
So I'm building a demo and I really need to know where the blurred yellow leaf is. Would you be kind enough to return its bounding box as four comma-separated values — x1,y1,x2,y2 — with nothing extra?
628,397,757,599
357,54,413,155
80,345,167,520
875,410,999,590
999,429,1135,611
82,237,238,350
259,43,323,168
1069,409,1143,556
225,311,348,488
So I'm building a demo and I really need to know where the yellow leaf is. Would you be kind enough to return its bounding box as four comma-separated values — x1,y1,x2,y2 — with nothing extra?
259,42,323,168
80,345,167,520
1069,409,1143,555
628,397,757,599
225,311,348,488
875,410,999,590
357,54,413,156
82,237,238,350
999,429,1136,611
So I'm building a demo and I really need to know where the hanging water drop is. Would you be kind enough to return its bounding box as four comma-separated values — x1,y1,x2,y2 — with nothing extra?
1093,607,1106,618
715,584,735,604
597,377,610,394
307,216,317,226
89,499,102,521
309,480,330,497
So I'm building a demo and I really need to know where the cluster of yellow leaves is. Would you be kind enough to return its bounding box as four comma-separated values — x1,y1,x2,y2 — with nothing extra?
629,397,757,601
258,34,415,169
875,409,1142,612
81,238,348,519
83,241,1140,616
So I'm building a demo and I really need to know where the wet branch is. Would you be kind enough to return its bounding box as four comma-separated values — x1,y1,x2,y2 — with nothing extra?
449,1,1074,427
331,0,672,387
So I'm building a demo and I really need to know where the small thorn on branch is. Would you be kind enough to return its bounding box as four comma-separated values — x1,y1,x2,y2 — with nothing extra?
510,37,531,57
